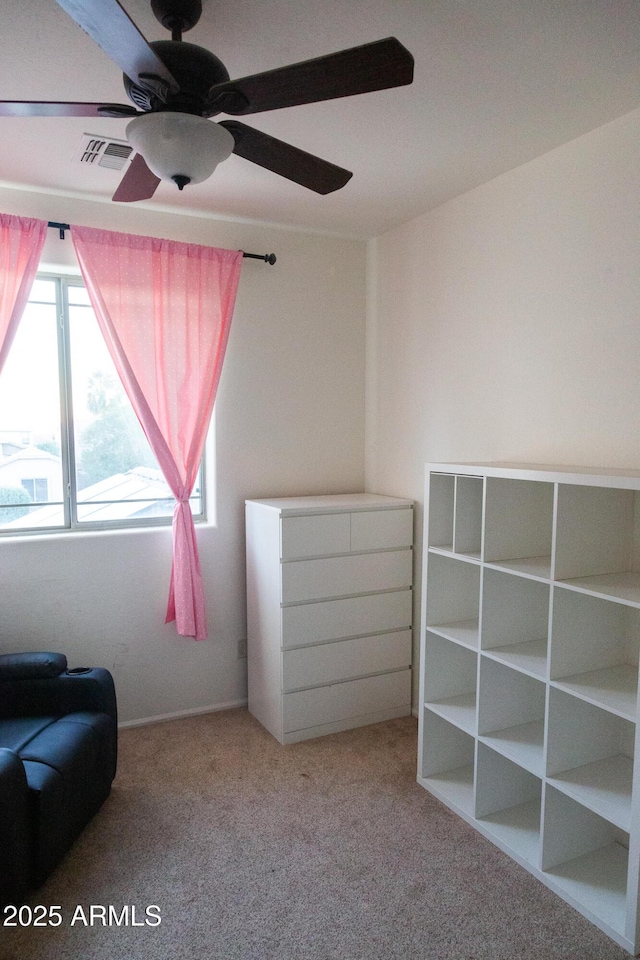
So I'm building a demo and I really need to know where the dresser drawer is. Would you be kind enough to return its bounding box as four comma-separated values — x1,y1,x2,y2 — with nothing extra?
281,589,412,648
282,669,411,733
281,549,412,603
350,508,413,552
282,630,412,692
281,513,350,559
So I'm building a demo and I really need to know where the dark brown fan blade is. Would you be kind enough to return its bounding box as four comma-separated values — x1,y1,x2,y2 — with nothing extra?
112,153,161,202
55,0,179,97
0,101,139,118
206,37,413,116
220,120,352,194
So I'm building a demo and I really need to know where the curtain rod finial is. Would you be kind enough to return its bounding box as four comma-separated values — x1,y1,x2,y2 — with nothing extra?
240,250,276,265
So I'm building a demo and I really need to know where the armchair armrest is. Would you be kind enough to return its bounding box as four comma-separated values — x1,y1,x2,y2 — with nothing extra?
0,748,30,906
52,668,118,726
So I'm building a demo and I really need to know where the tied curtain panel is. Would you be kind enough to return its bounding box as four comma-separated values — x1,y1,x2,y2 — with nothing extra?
71,225,243,640
0,214,47,373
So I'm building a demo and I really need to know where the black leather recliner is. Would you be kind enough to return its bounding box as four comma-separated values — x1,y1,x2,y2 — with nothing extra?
0,652,117,906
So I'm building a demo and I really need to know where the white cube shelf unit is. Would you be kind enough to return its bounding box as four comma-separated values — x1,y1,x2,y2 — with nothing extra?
418,462,640,954
246,493,413,745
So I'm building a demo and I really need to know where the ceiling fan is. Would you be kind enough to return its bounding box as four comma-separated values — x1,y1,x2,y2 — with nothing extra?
0,0,414,202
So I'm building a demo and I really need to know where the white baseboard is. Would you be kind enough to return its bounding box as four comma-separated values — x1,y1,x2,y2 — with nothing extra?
118,698,248,729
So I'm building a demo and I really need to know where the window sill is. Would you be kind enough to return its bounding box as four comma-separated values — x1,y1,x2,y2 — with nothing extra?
0,515,212,545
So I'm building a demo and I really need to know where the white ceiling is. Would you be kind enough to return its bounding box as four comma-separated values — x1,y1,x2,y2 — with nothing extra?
1,0,640,238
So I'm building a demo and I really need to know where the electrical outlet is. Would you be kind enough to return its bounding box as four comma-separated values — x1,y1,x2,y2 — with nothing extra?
237,637,247,660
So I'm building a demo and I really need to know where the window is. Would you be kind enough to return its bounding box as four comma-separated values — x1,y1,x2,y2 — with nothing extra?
21,478,48,502
0,275,204,533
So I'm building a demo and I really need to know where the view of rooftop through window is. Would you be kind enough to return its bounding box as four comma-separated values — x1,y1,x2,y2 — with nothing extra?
0,276,202,531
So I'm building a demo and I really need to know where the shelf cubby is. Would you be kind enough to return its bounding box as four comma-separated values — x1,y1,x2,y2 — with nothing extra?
425,552,480,650
550,588,640,720
547,687,635,831
483,476,554,580
481,567,549,679
476,743,542,866
477,658,546,776
427,472,483,559
555,484,640,606
424,632,477,734
542,786,629,939
420,709,475,815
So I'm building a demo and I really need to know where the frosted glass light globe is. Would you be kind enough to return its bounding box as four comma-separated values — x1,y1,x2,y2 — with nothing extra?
126,112,234,188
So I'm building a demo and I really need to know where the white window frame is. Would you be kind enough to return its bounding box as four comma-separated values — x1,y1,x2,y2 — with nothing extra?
0,273,206,536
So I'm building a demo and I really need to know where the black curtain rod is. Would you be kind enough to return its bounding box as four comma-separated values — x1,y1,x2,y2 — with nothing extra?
47,221,276,265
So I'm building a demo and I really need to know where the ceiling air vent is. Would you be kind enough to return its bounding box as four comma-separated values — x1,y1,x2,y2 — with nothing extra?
73,134,133,171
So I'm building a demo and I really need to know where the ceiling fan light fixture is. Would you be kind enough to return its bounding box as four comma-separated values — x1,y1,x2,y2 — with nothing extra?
125,112,234,188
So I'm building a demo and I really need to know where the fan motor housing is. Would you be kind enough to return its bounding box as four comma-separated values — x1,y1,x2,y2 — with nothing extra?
123,40,230,113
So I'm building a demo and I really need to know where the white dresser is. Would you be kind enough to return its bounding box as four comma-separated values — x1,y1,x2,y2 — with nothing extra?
245,493,413,744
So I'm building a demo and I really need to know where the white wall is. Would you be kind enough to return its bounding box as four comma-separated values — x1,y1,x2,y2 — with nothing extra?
366,107,640,703
0,187,366,722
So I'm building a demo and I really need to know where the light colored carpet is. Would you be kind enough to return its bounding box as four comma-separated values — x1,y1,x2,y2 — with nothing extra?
2,709,630,960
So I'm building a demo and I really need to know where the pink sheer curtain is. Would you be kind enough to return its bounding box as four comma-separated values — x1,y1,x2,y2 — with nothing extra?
71,225,243,640
0,213,47,372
